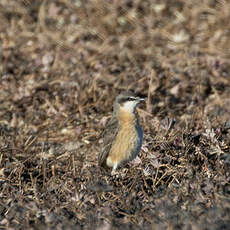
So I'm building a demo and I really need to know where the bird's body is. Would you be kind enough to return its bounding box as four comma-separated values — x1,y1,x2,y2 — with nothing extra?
98,91,144,173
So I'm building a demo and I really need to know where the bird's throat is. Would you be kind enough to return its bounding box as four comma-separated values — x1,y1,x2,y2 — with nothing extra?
118,109,136,126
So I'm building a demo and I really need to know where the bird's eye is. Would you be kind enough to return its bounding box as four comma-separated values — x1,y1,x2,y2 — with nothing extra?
127,97,136,101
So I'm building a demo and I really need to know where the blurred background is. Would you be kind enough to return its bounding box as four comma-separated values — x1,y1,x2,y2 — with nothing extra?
0,0,230,229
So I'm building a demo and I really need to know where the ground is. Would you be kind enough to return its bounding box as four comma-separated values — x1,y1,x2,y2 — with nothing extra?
0,0,230,229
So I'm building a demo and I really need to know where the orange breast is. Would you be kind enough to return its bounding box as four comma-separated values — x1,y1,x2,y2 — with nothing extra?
106,109,138,167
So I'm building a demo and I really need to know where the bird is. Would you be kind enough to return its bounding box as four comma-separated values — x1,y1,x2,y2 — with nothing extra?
98,91,144,174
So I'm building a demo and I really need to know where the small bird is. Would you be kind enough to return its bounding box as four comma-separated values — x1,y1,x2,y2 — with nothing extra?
98,91,144,174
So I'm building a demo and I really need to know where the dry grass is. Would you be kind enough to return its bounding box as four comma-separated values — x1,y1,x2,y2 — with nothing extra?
0,0,230,229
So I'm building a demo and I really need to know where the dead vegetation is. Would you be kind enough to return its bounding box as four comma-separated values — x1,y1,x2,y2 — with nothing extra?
0,0,230,229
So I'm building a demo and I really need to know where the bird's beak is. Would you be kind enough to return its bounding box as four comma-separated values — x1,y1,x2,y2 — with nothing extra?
137,97,145,103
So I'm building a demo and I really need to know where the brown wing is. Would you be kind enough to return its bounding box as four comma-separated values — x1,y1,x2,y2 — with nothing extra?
98,116,119,167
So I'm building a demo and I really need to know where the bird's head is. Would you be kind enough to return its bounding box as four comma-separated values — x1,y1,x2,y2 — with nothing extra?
114,91,145,114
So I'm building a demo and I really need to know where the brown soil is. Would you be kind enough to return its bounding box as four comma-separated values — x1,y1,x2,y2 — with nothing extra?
0,0,230,229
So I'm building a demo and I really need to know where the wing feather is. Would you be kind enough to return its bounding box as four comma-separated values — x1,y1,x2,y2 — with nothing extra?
98,116,119,167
